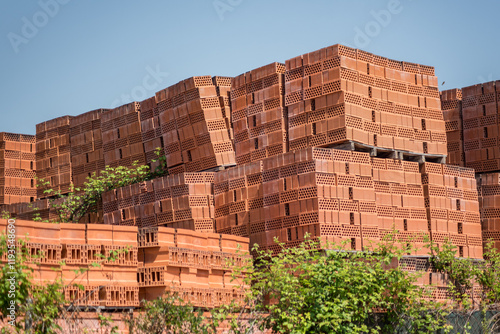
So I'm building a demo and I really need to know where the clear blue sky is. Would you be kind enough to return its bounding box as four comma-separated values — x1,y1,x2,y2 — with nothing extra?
0,0,498,134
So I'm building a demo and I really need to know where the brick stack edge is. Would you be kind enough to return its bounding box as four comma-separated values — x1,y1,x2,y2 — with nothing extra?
0,219,250,308
0,43,499,310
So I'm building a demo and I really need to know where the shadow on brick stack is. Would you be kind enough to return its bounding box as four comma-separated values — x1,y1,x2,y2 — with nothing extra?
36,116,73,198
440,89,464,166
461,81,500,173
0,133,36,207
285,44,446,161
137,226,249,307
231,62,287,164
155,76,235,174
478,173,500,251
102,172,215,231
102,102,146,169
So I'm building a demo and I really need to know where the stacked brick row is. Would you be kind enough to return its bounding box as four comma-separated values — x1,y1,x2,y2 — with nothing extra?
477,173,500,250
230,62,287,164
101,102,146,169
36,116,73,198
0,219,139,307
70,109,107,189
212,147,482,258
371,156,429,254
285,44,446,157
421,162,482,258
461,81,500,173
138,226,250,307
440,89,464,166
102,172,215,231
0,133,36,205
155,76,235,174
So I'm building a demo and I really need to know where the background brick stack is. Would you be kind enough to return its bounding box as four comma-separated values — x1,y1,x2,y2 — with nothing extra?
461,81,499,173
102,172,215,231
230,62,287,164
213,161,264,237
477,173,500,251
70,109,107,189
137,226,249,307
440,89,464,166
285,44,446,159
0,133,36,206
156,76,235,174
102,102,146,168
421,163,482,258
36,116,73,198
140,96,163,171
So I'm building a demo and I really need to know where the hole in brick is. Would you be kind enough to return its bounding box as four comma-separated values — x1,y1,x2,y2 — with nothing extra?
285,203,290,216
252,115,257,127
350,212,355,225
368,87,372,98
160,136,164,147
417,97,420,108
403,219,408,231
295,227,299,240
283,179,287,191
458,222,463,234
121,209,126,220
233,190,237,202
406,243,411,255
311,99,316,111
482,86,485,95
483,105,486,116
30,161,33,169
308,76,312,87
345,163,350,174
421,119,426,130
119,149,123,159
351,238,356,250
235,214,238,226
484,127,488,138
254,138,259,149
187,150,192,162
373,134,377,146
312,123,317,135
456,199,461,211
486,150,489,160
251,93,255,104
348,187,353,200
117,128,120,139
287,228,292,241
454,177,458,188
372,110,376,122
424,97,427,108
459,246,464,257
367,63,370,75
423,142,428,154
414,74,417,85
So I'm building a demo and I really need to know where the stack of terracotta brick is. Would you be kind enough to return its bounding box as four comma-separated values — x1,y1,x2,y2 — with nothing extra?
231,62,287,164
0,219,140,307
285,44,446,158
0,133,36,206
461,81,500,173
422,163,482,258
212,147,482,259
2,198,58,221
102,102,146,168
137,226,250,307
140,96,163,171
477,173,500,251
36,116,73,198
440,89,464,166
70,109,107,189
156,76,235,174
214,161,264,236
102,172,215,231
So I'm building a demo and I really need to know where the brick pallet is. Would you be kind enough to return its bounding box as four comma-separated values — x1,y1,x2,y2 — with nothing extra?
102,102,146,169
102,172,215,231
231,62,287,164
155,76,235,173
137,226,250,307
36,116,73,198
285,44,446,159
461,81,500,173
0,132,36,205
213,147,482,258
440,89,464,166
